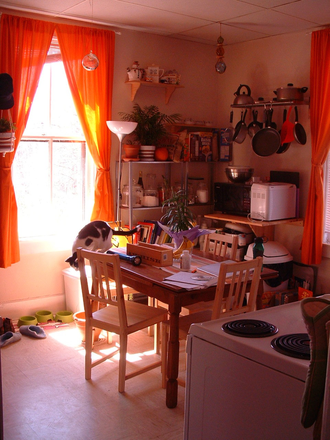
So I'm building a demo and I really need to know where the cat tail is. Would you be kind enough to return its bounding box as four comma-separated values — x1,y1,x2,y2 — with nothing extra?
113,225,141,236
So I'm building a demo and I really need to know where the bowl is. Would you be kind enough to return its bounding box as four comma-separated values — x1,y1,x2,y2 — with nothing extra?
17,315,38,327
36,310,53,323
225,166,254,183
55,311,74,323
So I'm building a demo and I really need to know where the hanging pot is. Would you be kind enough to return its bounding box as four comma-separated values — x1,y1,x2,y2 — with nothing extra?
252,109,281,157
273,83,308,102
233,84,254,105
232,109,248,144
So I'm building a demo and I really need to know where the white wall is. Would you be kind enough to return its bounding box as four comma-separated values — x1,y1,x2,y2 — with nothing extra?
0,26,329,319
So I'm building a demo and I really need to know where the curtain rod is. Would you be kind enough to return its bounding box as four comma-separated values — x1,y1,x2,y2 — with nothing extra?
0,7,122,35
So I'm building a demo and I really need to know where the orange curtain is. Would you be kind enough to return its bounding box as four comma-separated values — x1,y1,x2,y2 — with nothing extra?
56,24,115,222
301,28,330,265
0,14,55,267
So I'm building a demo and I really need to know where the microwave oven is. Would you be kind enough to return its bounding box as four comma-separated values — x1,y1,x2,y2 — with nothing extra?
214,182,251,216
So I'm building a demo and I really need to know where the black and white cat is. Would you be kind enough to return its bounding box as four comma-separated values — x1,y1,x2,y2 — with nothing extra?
65,220,140,269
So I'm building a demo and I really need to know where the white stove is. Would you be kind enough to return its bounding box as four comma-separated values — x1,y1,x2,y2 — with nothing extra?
184,296,330,440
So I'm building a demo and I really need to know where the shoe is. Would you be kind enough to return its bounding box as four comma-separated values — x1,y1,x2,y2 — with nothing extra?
0,331,21,348
19,325,47,339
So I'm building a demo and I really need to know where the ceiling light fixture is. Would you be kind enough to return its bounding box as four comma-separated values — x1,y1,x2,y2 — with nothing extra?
82,0,99,71
215,23,226,74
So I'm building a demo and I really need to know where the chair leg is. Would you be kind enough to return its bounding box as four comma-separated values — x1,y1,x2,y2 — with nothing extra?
85,321,93,380
161,323,168,389
118,334,128,393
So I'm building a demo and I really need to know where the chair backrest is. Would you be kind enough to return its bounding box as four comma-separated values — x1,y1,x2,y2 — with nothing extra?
77,247,128,328
203,232,239,261
211,257,263,320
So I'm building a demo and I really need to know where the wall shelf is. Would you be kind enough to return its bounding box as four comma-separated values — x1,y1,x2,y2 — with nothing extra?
204,213,303,241
125,81,184,104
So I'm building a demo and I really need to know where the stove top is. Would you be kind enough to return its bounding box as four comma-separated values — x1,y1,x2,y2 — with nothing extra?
222,319,278,338
271,333,310,360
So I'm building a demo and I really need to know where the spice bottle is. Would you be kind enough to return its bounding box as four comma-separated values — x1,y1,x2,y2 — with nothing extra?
180,250,191,272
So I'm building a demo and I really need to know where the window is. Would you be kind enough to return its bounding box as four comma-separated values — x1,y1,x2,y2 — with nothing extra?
12,42,95,239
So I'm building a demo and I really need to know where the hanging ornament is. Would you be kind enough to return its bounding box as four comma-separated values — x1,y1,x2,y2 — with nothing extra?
82,0,99,71
215,24,226,74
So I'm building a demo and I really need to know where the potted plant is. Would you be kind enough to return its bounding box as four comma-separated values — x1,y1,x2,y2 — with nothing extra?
159,188,209,252
119,104,181,157
0,116,16,156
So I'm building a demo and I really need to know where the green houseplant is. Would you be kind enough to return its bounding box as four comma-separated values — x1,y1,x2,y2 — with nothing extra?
159,188,210,251
0,117,16,133
119,103,181,146
160,189,195,232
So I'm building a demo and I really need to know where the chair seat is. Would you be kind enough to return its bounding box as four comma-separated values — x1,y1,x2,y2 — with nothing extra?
93,301,167,335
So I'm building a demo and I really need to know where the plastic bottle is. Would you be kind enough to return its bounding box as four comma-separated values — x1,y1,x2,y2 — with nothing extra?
253,237,264,269
180,250,191,271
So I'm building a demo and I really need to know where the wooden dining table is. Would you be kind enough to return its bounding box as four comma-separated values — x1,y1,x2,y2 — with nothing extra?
107,248,278,408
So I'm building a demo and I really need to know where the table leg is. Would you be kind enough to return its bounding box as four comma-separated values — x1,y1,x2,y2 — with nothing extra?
166,306,180,408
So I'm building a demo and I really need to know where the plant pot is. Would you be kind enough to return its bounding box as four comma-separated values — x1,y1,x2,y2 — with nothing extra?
0,132,15,156
123,144,140,159
73,311,102,343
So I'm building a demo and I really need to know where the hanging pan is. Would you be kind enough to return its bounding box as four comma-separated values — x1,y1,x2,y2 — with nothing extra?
248,110,263,138
252,109,281,157
294,106,307,145
277,109,291,154
233,109,248,144
280,106,295,145
224,111,235,142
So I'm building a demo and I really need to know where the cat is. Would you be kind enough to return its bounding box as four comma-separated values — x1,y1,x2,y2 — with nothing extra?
65,220,140,269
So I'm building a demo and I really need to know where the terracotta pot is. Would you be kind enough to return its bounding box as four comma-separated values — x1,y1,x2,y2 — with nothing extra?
123,144,140,159
73,311,102,343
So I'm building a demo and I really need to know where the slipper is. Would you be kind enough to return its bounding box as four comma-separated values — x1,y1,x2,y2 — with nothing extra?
19,325,47,339
0,331,21,348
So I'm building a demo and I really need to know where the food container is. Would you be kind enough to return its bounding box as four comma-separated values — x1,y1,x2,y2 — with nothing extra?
143,189,159,207
196,182,209,204
122,182,143,207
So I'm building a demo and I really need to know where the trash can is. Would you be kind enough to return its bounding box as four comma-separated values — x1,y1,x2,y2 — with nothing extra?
62,266,92,314
245,241,293,291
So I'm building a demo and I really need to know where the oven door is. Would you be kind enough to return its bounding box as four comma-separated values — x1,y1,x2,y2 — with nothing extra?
214,182,251,216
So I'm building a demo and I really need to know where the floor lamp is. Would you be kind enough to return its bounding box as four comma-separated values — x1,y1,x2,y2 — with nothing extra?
106,121,137,224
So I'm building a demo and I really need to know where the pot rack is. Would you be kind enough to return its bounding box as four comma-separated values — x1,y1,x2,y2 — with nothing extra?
231,99,309,108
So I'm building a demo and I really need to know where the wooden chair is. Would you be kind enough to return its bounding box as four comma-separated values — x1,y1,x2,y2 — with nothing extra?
77,247,168,393
161,257,263,388
181,232,239,315
202,231,239,260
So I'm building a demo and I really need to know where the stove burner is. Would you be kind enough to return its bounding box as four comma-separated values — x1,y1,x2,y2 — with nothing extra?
271,333,310,360
222,319,278,338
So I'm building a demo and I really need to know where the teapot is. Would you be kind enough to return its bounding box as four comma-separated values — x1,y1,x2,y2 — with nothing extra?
233,84,255,105
127,61,144,81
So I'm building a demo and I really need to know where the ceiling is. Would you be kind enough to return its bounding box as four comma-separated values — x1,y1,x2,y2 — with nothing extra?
2,0,330,46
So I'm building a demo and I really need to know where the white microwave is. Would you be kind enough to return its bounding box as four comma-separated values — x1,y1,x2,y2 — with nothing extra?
250,182,297,221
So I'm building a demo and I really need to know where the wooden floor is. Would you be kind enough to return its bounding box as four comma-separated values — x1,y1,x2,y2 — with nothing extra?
2,323,185,439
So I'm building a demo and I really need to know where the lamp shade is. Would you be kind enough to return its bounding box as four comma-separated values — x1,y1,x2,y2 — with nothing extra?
106,121,137,140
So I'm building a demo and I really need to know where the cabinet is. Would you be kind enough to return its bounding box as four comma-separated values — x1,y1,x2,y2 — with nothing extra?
119,160,214,229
